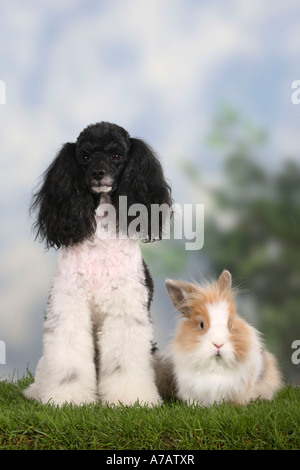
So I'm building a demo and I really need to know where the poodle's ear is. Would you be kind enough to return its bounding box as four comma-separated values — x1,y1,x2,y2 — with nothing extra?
30,142,97,249
113,138,172,240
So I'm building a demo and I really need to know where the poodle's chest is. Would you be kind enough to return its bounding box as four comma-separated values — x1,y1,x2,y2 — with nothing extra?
53,238,150,327
57,237,144,289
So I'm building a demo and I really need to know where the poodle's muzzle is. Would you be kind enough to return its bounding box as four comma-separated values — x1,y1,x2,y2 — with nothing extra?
90,171,115,194
85,153,122,194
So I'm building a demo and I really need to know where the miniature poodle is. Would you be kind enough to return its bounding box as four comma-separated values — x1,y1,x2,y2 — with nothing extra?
24,121,172,407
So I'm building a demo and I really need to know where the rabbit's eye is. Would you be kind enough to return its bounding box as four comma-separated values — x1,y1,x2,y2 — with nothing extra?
200,321,205,330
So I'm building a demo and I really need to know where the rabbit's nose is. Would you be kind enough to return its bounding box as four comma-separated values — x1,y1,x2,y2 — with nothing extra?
213,343,224,350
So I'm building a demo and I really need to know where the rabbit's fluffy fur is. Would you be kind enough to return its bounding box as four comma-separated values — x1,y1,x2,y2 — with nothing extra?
154,270,283,406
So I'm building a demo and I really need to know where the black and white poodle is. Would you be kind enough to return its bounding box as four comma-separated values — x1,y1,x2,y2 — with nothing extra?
24,122,172,406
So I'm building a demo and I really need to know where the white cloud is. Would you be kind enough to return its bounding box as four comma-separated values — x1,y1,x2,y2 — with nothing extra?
32,0,260,143
0,242,56,346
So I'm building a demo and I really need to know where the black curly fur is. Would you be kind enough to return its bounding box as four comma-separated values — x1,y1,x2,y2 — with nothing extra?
31,122,172,249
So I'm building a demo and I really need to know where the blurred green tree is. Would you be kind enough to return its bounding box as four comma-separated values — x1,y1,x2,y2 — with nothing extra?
143,104,300,382
199,105,300,382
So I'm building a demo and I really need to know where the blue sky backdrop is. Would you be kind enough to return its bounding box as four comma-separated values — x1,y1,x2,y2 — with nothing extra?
1,0,300,379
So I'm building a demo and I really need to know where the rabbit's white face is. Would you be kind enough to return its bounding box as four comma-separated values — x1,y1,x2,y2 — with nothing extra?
188,300,237,368
173,298,237,370
166,271,252,371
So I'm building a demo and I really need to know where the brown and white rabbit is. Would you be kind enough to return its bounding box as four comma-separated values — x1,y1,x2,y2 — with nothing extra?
155,270,283,406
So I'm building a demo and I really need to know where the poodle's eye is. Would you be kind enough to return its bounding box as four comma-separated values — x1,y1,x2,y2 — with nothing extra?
81,154,91,163
200,321,205,330
111,154,122,162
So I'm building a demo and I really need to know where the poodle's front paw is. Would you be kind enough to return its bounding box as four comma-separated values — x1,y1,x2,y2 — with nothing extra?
24,383,97,407
101,390,162,408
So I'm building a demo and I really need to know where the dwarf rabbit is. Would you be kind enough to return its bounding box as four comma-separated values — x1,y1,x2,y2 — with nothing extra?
155,270,283,406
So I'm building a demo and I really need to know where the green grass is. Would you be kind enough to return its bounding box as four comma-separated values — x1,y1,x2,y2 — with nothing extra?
0,372,299,450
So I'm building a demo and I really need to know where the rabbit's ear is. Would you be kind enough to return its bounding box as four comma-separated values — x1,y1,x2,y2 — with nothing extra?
217,270,232,292
165,279,198,316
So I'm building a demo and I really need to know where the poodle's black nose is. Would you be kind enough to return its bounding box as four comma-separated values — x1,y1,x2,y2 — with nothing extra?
92,169,106,180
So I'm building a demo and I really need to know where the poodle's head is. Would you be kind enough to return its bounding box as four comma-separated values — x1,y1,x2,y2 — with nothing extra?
75,122,131,195
31,121,172,249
